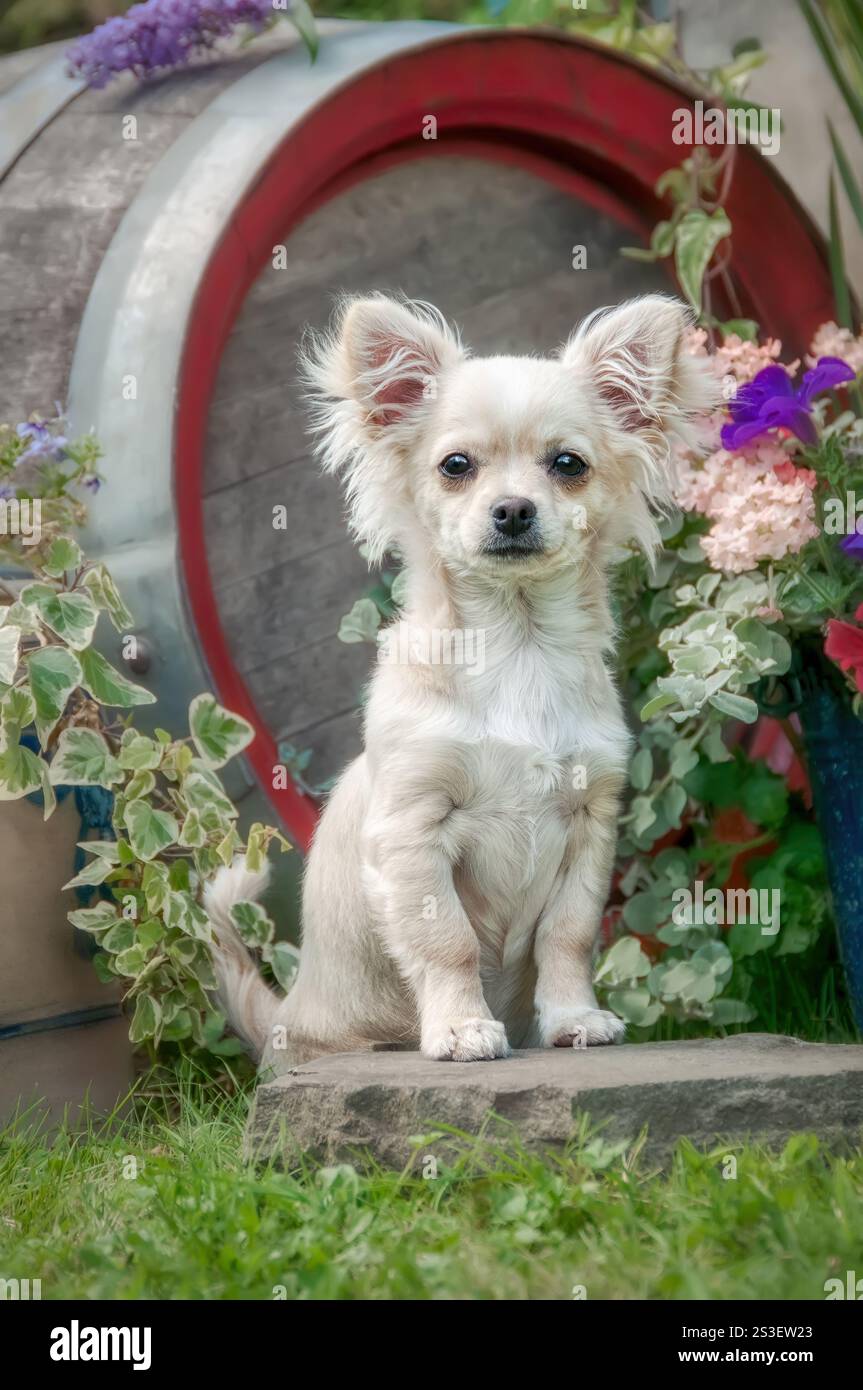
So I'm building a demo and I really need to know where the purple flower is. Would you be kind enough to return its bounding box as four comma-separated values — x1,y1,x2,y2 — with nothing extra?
16,420,67,462
841,525,863,562
67,0,286,89
721,356,856,451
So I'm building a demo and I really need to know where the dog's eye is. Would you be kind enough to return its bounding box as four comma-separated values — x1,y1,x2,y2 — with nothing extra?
440,453,472,478
551,451,589,479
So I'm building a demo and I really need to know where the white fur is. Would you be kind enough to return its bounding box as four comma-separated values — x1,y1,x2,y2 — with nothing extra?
205,294,717,1066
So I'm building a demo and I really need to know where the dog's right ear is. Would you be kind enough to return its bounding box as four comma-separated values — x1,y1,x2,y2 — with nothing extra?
301,295,463,560
303,294,462,443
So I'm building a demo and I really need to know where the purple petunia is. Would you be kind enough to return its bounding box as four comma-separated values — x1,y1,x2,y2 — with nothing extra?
721,356,856,451
841,526,863,561
67,0,287,89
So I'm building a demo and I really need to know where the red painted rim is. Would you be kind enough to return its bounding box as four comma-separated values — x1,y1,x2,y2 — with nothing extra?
175,29,836,851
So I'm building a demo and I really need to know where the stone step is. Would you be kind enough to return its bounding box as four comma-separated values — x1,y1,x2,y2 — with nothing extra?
246,1033,863,1168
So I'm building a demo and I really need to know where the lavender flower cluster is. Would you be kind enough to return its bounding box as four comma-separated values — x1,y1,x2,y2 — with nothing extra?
67,0,288,89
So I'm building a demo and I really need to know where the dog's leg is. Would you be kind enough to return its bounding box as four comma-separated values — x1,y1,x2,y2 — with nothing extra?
369,805,509,1062
533,770,626,1047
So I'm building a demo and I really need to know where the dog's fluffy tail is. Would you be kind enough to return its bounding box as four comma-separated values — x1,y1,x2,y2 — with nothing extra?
202,857,281,1060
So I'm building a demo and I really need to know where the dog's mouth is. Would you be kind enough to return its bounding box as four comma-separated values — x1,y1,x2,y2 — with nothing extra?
480,536,545,561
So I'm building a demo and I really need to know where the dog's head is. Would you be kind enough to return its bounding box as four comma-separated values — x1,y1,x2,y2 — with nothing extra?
303,293,716,577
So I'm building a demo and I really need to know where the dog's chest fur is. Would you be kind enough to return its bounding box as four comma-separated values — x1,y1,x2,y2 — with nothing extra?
437,619,630,968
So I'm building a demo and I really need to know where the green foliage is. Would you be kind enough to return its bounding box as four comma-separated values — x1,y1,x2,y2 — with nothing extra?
600,452,863,1038
0,416,291,1056
2,1068,862,1299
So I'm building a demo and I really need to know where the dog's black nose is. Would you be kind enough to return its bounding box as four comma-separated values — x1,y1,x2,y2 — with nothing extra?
491,497,537,538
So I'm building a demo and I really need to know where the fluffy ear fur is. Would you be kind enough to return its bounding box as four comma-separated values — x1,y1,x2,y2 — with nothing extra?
560,293,719,555
301,295,463,563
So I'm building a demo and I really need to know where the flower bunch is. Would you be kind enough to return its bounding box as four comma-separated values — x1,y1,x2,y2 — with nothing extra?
67,0,292,88
664,322,863,700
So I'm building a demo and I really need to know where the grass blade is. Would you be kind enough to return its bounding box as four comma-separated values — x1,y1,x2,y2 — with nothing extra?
799,0,863,138
828,119,863,233
828,170,854,329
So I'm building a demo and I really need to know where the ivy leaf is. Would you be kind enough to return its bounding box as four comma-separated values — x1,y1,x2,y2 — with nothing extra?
49,727,124,788
178,808,207,848
27,646,82,747
21,583,98,651
142,862,171,915
0,624,21,684
118,731,162,771
68,901,120,934
189,694,254,770
165,890,212,942
266,940,300,991
76,839,121,862
0,739,43,800
338,597,381,645
91,951,116,983
63,855,117,891
81,564,134,632
182,766,237,818
245,822,267,873
124,798,178,861
125,768,156,801
41,536,82,579
229,899,274,948
674,208,731,314
129,992,161,1045
79,647,155,707
101,920,137,954
2,685,35,733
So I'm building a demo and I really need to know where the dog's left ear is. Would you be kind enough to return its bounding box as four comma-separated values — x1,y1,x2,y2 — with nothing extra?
561,294,717,495
302,295,464,561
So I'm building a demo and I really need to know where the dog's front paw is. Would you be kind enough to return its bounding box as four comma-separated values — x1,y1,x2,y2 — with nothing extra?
422,1017,510,1062
540,1006,625,1048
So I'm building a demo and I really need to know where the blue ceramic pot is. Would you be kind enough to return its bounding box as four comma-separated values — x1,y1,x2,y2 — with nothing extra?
800,687,863,1032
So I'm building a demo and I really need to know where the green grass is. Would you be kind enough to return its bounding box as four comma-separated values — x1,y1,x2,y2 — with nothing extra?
2,1065,861,1300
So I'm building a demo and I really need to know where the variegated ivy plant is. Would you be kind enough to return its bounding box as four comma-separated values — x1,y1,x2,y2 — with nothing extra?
0,415,294,1055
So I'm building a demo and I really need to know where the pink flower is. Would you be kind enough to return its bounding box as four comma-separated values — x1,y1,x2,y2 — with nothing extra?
683,327,796,383
807,322,863,374
772,459,816,488
674,443,820,573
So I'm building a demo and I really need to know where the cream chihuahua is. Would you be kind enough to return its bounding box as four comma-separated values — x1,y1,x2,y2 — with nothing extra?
204,293,714,1066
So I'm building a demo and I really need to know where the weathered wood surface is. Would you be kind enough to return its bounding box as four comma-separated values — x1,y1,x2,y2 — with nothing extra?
0,31,295,421
0,37,665,791
206,154,666,782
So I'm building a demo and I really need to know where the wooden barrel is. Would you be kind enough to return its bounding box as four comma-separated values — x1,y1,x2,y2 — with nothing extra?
1,19,836,864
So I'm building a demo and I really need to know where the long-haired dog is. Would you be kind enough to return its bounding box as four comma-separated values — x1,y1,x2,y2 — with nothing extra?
204,293,715,1066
